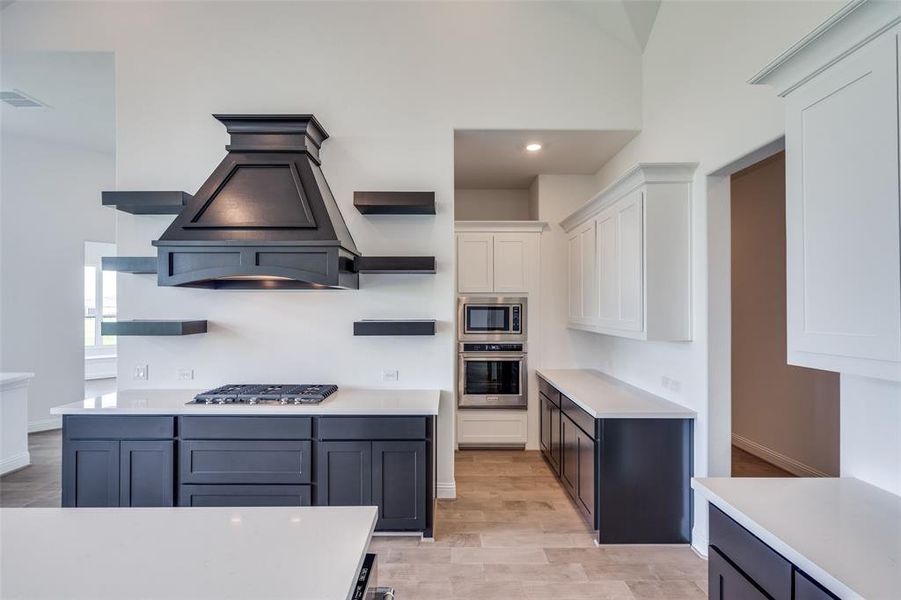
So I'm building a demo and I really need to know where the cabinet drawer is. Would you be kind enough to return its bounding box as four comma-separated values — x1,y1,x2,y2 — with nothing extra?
179,484,311,507
64,416,174,440
709,506,792,600
179,440,312,484
178,416,312,440
318,417,426,440
708,547,768,600
794,570,839,600
560,395,596,440
537,377,560,406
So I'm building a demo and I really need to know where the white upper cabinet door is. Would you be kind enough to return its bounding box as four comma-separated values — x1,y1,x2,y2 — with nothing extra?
595,190,644,333
579,221,598,325
595,206,619,326
785,30,901,378
457,233,494,293
493,233,529,293
568,232,584,323
615,190,644,333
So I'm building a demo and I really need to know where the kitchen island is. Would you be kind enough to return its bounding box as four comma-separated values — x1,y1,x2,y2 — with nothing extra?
51,388,439,536
536,369,696,544
0,505,380,600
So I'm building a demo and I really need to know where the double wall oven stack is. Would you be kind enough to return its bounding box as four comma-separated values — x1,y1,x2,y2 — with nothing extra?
457,296,527,410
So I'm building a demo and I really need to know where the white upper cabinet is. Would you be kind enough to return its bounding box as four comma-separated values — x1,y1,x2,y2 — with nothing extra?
456,233,494,293
561,163,695,341
456,223,544,294
751,1,901,381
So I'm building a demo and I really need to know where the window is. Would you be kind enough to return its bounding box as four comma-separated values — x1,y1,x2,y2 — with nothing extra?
84,242,117,356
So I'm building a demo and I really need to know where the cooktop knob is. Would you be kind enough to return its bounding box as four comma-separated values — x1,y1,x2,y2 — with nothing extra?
248,397,258,405
204,399,213,405
279,399,288,405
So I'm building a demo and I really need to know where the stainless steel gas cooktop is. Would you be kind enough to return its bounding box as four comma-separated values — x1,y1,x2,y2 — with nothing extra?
190,384,338,405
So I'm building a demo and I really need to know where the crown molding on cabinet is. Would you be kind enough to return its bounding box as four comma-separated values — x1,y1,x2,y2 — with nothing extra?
560,163,697,233
454,221,548,233
749,0,901,96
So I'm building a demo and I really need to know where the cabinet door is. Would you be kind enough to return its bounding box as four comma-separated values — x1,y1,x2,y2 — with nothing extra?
493,233,528,292
62,440,119,507
568,232,583,322
372,441,426,530
120,440,174,507
616,190,644,332
560,415,579,498
568,222,597,326
596,191,644,333
317,441,372,506
708,547,768,600
539,393,552,456
549,402,561,472
457,233,494,293
576,429,596,525
785,31,901,376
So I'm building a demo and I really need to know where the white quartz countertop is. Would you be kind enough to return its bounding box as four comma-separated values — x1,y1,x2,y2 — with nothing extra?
51,387,440,416
536,369,695,419
693,477,901,600
0,506,377,600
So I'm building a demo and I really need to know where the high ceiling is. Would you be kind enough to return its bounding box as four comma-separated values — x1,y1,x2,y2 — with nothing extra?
454,129,639,189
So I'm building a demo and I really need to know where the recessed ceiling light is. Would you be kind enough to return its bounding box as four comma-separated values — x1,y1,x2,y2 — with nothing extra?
525,143,542,152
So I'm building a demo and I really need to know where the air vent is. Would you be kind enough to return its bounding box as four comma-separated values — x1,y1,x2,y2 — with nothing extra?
0,90,46,108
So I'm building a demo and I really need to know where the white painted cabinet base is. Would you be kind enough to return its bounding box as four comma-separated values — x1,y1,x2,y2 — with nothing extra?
456,409,527,448
1,373,34,475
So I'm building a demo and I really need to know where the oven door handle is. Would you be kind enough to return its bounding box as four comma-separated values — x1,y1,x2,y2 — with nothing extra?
459,353,527,359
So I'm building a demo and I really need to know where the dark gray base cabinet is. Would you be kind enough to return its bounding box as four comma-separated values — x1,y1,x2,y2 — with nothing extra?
62,417,175,508
318,440,427,531
537,376,692,544
708,506,839,600
62,414,434,534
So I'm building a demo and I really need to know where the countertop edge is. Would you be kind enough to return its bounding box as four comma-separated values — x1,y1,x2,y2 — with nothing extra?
691,478,862,600
536,369,697,419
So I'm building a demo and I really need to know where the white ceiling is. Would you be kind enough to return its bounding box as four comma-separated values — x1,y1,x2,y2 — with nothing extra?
1,51,116,154
454,129,639,189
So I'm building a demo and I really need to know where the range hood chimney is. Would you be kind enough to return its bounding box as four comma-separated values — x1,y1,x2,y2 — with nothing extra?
153,114,359,289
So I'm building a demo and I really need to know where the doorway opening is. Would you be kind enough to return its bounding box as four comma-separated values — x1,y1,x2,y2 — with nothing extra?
729,151,839,477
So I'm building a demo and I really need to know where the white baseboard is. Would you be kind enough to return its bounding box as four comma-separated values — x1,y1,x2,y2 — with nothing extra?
691,524,709,558
436,481,456,499
732,433,831,478
29,417,61,433
1,451,30,475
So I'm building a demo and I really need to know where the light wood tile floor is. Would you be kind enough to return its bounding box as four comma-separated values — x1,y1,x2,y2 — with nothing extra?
731,446,794,478
370,450,706,600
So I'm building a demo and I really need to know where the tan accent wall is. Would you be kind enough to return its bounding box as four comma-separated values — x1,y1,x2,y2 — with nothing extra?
731,152,840,476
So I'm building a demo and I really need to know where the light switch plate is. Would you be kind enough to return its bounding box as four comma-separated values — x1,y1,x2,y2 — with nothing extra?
382,369,399,382
134,365,149,380
177,368,194,381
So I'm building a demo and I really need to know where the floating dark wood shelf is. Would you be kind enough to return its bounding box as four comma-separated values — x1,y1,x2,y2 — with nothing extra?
353,192,435,215
353,320,436,336
355,256,436,274
101,320,208,336
102,191,192,215
101,257,158,274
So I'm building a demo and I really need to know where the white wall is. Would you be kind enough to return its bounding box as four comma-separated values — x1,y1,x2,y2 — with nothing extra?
1,64,116,431
2,1,643,495
841,375,901,495
588,0,845,550
455,188,531,221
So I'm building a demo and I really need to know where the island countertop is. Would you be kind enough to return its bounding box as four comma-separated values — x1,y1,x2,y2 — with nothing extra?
50,388,440,416
536,368,695,419
0,506,377,600
693,477,901,600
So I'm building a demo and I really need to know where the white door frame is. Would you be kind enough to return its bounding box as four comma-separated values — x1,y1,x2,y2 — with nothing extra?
705,136,786,479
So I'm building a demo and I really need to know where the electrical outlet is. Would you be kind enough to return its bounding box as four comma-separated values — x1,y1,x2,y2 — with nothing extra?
177,368,194,381
669,379,682,393
382,369,399,382
133,365,149,381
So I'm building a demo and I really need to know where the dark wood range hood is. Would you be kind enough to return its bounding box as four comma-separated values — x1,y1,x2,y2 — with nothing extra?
153,114,360,289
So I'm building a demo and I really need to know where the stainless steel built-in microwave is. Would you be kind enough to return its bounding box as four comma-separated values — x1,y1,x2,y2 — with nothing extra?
457,296,527,342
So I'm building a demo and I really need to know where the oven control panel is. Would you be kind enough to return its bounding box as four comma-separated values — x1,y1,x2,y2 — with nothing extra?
461,343,524,352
